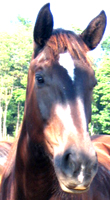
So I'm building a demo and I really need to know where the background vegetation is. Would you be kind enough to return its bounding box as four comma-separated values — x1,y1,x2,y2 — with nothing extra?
0,18,32,138
91,36,110,134
0,20,110,139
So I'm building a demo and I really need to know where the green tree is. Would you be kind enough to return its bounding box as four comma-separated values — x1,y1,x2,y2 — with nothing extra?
0,21,109,137
72,26,82,34
90,35,110,135
0,18,33,137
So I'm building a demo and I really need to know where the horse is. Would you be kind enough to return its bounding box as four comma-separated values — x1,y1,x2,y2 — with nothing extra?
0,140,12,200
1,3,109,200
0,141,12,182
92,135,110,171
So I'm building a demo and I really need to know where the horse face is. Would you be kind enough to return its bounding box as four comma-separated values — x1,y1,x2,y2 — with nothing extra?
27,3,106,194
31,49,97,193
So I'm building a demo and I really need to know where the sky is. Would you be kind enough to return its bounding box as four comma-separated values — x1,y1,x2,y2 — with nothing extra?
0,0,110,58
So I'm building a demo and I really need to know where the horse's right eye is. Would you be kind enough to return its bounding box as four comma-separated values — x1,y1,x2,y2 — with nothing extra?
35,74,44,84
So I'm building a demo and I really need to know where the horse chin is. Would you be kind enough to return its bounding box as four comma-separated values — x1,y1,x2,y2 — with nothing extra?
59,181,90,194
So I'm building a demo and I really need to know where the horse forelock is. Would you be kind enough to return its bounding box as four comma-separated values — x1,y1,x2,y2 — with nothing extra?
33,29,92,69
46,29,91,66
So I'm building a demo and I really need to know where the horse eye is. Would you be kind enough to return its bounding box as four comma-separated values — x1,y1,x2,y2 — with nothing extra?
89,78,97,90
35,74,44,84
93,79,97,88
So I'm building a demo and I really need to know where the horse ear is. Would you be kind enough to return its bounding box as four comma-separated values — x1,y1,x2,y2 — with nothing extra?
80,11,107,50
34,3,53,47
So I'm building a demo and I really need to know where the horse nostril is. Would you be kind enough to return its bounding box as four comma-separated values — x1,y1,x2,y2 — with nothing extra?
62,152,79,177
67,154,76,169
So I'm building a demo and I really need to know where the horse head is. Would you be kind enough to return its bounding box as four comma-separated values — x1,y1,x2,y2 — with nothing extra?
25,3,106,194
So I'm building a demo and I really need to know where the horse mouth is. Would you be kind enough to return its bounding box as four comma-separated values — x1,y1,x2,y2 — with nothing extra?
59,181,90,194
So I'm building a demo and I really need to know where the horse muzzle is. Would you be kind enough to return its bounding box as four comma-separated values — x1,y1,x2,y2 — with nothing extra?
54,147,98,194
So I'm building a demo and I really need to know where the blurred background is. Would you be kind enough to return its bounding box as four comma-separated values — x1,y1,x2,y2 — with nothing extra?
0,0,110,140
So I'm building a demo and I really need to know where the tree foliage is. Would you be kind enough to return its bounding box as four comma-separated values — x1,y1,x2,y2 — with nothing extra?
0,20,110,138
0,18,33,137
90,35,110,135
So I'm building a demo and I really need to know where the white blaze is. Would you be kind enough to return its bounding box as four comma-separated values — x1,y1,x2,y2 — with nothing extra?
59,52,75,81
55,98,87,135
76,97,87,134
55,104,78,135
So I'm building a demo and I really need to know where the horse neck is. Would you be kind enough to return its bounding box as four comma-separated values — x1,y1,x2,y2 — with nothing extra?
14,119,57,200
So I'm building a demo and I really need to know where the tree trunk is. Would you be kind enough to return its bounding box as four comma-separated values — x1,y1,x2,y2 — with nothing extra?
0,99,2,140
16,103,20,136
3,88,8,138
3,87,13,138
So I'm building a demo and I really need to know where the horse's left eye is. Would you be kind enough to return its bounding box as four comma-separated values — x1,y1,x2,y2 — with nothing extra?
35,74,44,84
